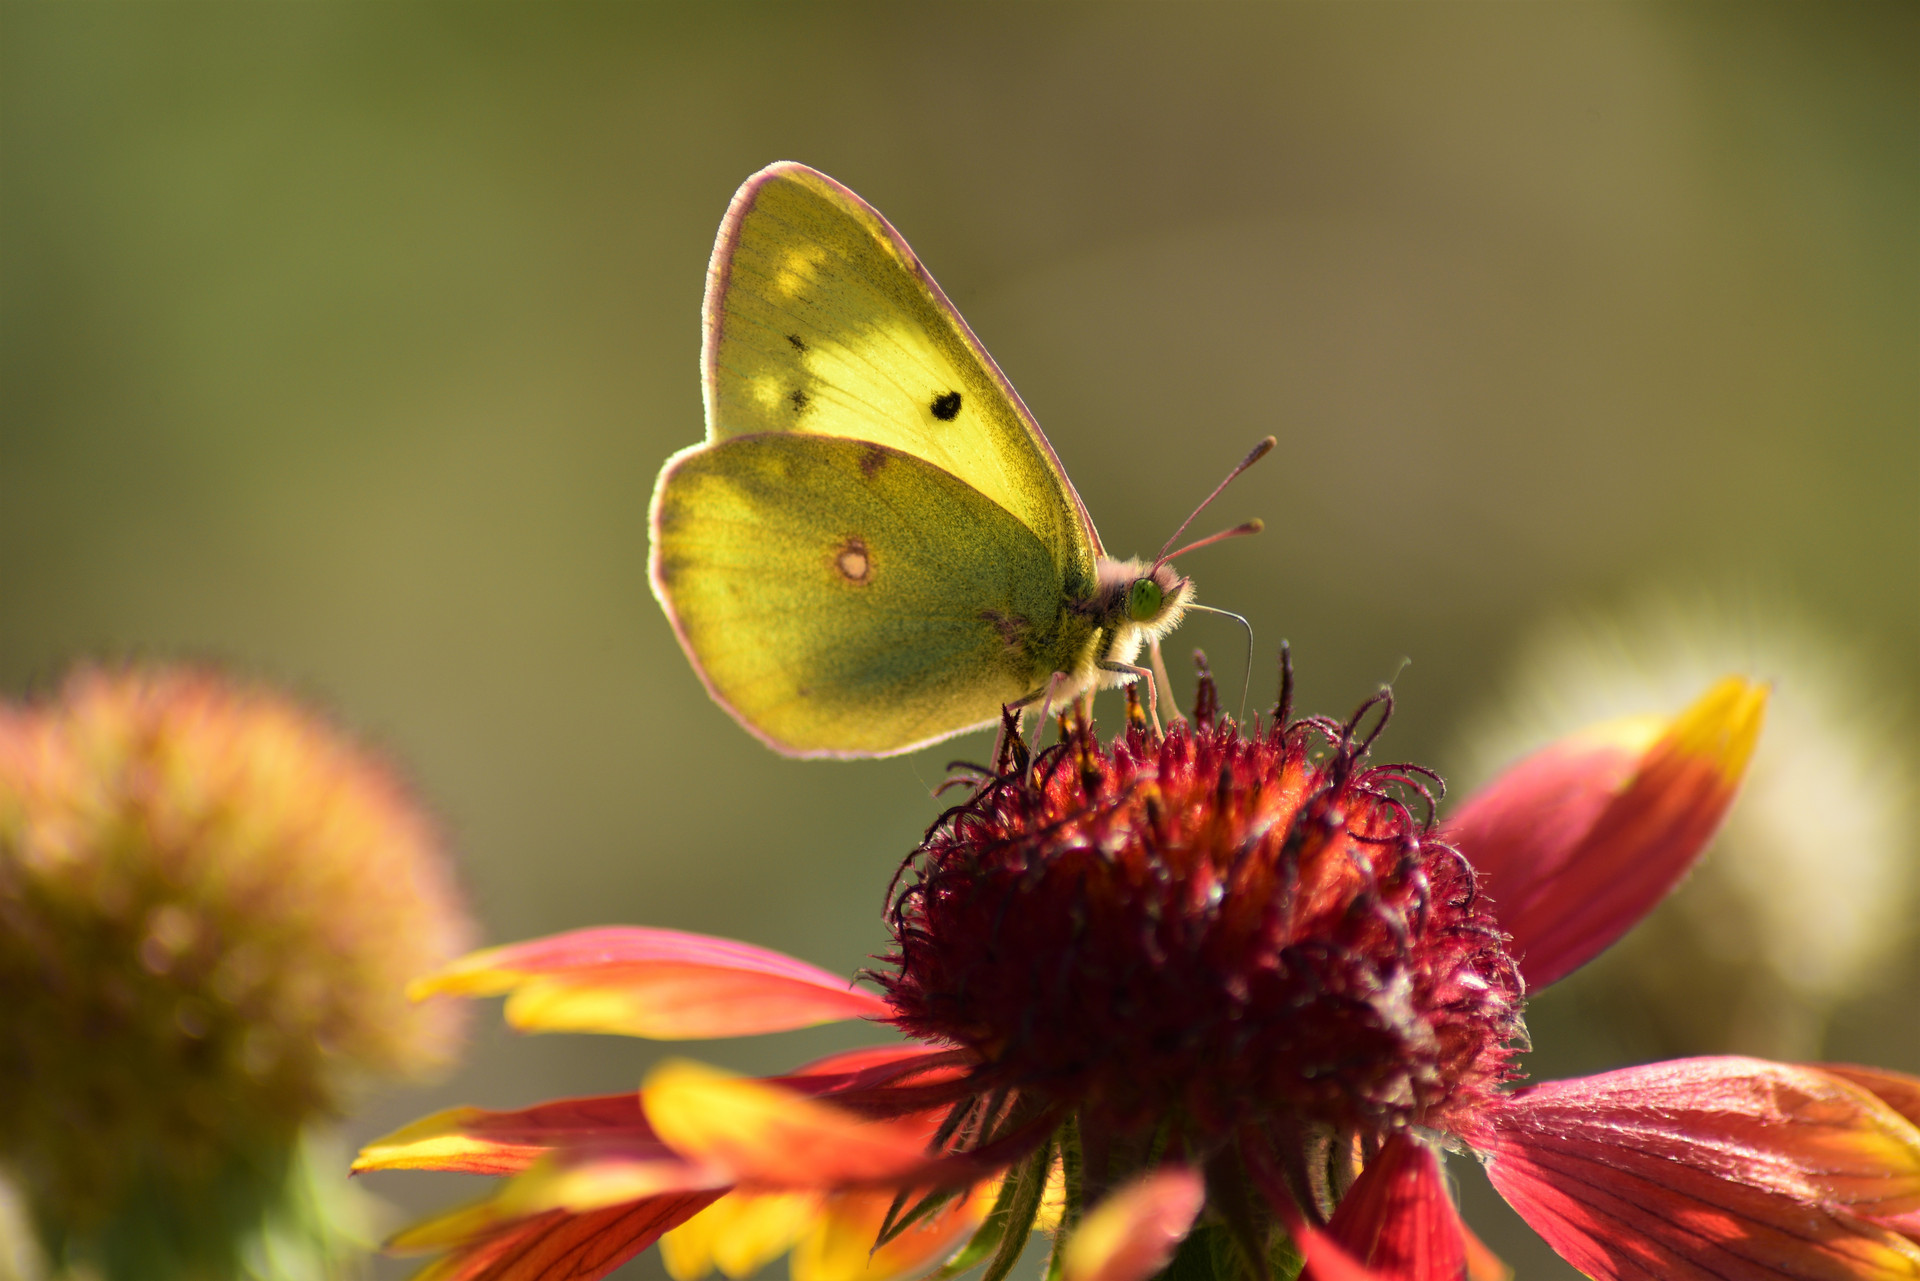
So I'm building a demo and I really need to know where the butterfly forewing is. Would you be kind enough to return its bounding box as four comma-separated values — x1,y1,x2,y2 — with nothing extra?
703,163,1099,596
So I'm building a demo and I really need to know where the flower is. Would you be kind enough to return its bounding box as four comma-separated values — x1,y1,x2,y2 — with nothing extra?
359,654,1920,1281
0,663,475,1281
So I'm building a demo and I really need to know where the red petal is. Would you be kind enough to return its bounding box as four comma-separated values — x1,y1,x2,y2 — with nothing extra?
1308,1133,1471,1281
358,1046,960,1177
412,926,890,1038
1292,1230,1386,1281
355,1094,659,1176
791,1044,952,1078
413,1193,721,1281
1475,1057,1920,1280
780,1043,973,1104
1445,678,1766,988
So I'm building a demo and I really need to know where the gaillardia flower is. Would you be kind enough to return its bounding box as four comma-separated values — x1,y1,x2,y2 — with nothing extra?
0,664,474,1281
361,658,1920,1280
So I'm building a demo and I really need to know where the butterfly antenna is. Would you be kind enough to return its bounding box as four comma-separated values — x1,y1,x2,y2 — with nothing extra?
1152,435,1276,570
1186,603,1256,723
1160,518,1264,565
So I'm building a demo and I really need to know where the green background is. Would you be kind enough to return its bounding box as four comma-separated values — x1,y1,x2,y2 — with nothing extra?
4,4,1915,1277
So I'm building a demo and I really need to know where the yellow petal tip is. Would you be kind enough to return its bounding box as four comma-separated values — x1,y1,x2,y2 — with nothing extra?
352,1106,491,1172
406,947,520,1002
1665,675,1769,786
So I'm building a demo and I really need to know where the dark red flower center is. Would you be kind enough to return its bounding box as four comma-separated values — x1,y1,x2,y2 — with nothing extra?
879,686,1525,1144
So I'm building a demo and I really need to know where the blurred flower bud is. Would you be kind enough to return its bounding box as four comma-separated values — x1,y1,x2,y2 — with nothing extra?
1454,594,1915,1059
0,664,475,1279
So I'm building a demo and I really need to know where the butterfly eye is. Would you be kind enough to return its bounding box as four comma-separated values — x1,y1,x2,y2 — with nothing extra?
1127,577,1164,623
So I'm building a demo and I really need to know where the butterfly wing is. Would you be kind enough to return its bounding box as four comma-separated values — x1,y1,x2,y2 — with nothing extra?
650,434,1082,758
701,162,1102,584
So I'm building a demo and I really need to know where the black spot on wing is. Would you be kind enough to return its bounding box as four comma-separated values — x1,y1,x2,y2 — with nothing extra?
790,388,810,412
786,334,808,352
931,391,962,421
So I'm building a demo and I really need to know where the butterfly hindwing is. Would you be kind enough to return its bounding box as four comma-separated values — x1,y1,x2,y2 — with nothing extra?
702,163,1100,600
651,433,1093,758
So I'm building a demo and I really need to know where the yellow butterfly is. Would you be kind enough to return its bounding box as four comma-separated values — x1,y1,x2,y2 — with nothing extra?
650,163,1265,758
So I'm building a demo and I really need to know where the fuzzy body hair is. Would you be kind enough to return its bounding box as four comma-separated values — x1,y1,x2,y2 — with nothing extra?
1058,556,1194,698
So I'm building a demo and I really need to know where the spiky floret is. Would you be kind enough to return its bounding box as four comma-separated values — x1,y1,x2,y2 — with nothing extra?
880,679,1525,1151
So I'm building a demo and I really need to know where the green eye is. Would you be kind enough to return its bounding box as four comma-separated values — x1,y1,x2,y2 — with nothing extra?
1127,577,1163,622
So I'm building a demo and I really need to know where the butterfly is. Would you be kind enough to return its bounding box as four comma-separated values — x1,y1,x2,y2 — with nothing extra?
650,162,1266,759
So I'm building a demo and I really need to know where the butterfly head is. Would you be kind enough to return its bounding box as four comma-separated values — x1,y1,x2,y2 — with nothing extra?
1095,557,1194,646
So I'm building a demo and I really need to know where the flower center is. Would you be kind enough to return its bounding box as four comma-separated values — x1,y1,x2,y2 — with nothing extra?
880,694,1525,1143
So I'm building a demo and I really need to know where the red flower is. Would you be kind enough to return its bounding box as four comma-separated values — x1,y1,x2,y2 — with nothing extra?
359,659,1920,1281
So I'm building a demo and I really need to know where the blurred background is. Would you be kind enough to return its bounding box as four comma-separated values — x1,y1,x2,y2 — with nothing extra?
3,3,1914,1277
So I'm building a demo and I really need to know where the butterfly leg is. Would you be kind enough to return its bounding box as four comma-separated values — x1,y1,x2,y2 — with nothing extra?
1025,670,1075,760
1149,639,1189,728
1098,660,1162,738
997,671,1071,777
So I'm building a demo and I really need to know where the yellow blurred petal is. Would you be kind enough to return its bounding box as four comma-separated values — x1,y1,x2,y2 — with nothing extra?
666,1192,823,1281
793,1183,998,1281
660,1192,821,1281
505,975,656,1033
385,1199,505,1254
792,1192,890,1281
1061,1170,1204,1281
499,968,883,1038
1462,1219,1513,1281
502,1156,723,1217
642,1059,933,1187
718,1193,821,1277
659,1202,722,1281
407,934,549,1000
